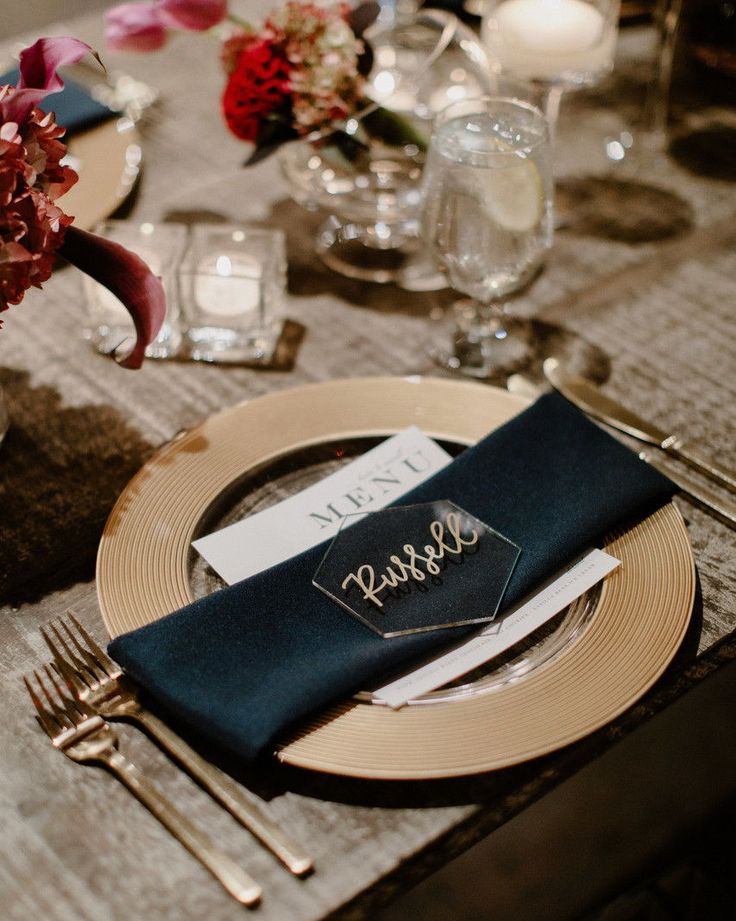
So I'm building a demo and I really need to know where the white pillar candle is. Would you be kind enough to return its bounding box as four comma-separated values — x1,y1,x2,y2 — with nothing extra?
483,0,617,82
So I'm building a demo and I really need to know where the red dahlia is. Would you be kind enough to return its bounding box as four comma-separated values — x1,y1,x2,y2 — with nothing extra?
222,39,291,144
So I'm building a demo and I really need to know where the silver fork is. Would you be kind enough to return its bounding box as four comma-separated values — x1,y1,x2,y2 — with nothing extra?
42,613,313,877
24,666,261,906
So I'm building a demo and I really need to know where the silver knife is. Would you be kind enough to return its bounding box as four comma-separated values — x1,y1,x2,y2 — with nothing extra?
639,450,736,529
543,358,736,495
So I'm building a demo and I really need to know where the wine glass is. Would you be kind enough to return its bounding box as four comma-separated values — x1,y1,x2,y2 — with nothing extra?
481,0,621,134
421,96,553,378
605,0,683,167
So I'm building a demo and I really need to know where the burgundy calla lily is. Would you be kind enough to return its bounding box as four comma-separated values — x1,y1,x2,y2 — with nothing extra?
59,226,166,369
0,37,100,125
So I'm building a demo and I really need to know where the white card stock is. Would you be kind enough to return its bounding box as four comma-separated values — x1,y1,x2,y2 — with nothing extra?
372,549,621,708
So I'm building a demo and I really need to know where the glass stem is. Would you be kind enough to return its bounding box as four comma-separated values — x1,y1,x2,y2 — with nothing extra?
644,0,684,146
482,299,508,329
541,84,565,141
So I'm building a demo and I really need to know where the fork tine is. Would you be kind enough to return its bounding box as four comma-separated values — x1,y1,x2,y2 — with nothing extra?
23,674,62,738
66,611,121,679
57,617,110,682
40,626,92,695
34,668,75,728
54,620,104,680
46,621,100,685
43,665,97,724
49,658,86,699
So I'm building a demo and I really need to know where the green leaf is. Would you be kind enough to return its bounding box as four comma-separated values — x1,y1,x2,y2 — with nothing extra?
244,111,298,167
360,106,429,152
317,130,373,172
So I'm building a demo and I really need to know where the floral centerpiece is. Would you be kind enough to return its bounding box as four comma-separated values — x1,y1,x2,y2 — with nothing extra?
102,1,476,284
0,37,164,368
104,0,424,164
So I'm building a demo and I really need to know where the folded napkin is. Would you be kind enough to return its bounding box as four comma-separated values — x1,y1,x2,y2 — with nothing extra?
1,69,115,134
109,393,676,761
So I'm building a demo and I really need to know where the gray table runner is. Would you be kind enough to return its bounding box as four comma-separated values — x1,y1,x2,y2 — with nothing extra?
1,10,734,920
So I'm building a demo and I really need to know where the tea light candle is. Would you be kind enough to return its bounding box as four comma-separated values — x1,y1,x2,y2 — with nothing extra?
483,0,616,82
193,252,262,319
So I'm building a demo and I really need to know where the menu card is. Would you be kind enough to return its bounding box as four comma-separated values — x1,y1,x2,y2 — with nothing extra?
193,427,453,584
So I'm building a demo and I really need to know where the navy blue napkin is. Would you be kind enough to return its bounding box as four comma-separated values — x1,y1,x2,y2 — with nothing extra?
1,70,114,134
109,393,676,761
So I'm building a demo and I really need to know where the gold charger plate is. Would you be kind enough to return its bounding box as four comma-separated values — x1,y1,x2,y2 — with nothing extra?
62,117,141,230
97,376,695,779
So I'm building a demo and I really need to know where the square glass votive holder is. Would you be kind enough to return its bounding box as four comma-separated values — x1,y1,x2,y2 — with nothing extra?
83,220,187,360
179,225,287,363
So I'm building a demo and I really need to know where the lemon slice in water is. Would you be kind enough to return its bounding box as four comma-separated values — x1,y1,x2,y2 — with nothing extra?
479,157,545,234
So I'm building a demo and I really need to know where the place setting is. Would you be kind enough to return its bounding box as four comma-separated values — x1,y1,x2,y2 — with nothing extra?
19,364,732,902
2,1,735,916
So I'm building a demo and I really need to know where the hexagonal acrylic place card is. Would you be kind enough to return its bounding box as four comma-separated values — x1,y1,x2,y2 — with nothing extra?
313,501,521,638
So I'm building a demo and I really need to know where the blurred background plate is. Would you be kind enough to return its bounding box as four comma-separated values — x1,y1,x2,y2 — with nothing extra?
62,117,141,230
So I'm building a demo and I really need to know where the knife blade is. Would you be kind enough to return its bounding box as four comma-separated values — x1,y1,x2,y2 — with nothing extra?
639,451,736,529
543,359,736,495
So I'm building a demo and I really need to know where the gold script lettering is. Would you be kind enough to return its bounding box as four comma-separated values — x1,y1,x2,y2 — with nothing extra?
341,511,479,609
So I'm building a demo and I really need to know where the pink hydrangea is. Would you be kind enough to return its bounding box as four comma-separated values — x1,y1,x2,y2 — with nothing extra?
0,36,166,367
264,1,364,134
0,90,77,315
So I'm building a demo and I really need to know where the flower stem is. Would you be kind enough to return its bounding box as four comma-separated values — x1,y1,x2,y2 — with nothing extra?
226,13,252,29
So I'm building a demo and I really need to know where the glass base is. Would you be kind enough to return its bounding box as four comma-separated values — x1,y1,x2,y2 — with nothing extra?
316,218,447,290
432,302,534,379
85,322,182,361
432,310,612,388
184,323,281,365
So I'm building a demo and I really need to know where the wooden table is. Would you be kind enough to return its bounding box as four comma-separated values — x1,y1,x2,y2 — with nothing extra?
1,8,734,920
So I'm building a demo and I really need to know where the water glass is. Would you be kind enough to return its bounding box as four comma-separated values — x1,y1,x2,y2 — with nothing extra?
84,220,187,360
180,226,286,363
421,96,553,378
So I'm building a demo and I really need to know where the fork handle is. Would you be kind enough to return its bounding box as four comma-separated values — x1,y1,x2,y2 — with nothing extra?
103,750,261,906
133,709,313,876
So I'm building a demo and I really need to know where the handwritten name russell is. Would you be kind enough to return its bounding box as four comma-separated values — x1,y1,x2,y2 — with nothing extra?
341,511,479,610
